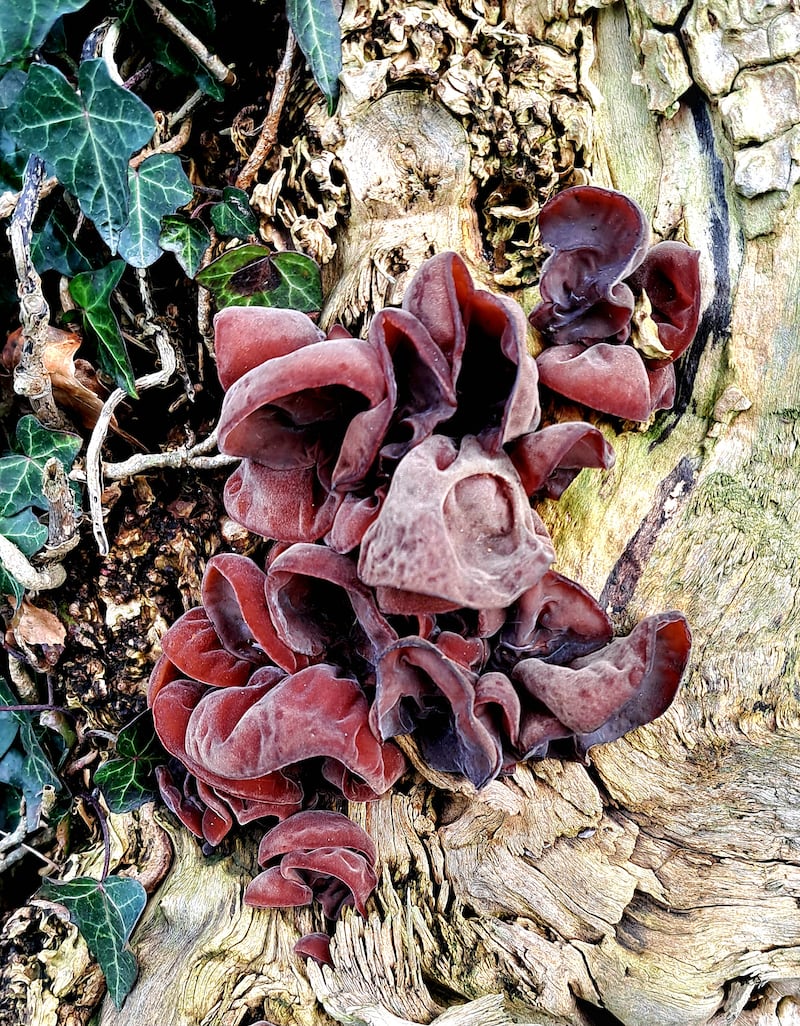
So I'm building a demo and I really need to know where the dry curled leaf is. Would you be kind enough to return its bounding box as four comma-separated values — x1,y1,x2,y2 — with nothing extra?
2,326,141,446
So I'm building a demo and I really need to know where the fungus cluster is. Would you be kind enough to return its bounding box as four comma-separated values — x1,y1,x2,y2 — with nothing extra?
149,186,699,962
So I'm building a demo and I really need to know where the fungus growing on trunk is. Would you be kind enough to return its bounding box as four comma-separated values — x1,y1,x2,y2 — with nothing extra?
530,186,701,421
149,200,698,944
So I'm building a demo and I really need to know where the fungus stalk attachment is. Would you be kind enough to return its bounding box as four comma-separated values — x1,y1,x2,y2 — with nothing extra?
148,186,700,959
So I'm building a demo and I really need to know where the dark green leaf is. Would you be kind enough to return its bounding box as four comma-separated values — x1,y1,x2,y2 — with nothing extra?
0,0,90,66
38,875,146,1008
0,455,46,517
0,70,27,191
210,186,258,239
118,154,194,268
0,508,48,556
159,213,211,278
286,0,342,113
16,415,82,470
0,712,19,763
32,207,93,276
0,679,62,830
95,712,163,814
6,60,155,251
196,245,322,312
0,566,23,604
69,261,136,396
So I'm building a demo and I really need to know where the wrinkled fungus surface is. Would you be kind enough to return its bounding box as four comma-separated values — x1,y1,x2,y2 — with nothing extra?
530,186,701,421
149,186,698,956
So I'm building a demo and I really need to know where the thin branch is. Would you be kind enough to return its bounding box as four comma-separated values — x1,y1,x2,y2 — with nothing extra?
84,792,111,881
86,271,179,555
0,176,59,222
130,116,193,169
0,534,67,592
7,156,62,427
235,31,297,190
140,0,235,86
103,429,237,480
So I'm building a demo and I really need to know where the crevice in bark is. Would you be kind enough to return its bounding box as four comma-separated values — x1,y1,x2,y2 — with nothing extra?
657,89,735,439
599,455,698,620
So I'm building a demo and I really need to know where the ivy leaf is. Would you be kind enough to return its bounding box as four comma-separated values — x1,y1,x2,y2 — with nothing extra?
0,455,47,517
0,508,48,556
196,245,322,312
0,70,28,191
69,261,136,396
210,186,258,239
6,60,155,251
0,678,62,830
32,206,93,277
38,875,147,1008
286,0,342,113
16,414,82,471
118,153,194,268
159,213,211,278
95,712,163,814
0,0,91,66
0,507,48,600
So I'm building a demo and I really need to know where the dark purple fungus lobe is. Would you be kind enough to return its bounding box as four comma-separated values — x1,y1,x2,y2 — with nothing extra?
494,570,613,671
171,665,406,800
536,342,656,422
402,251,540,452
628,241,702,361
246,811,379,917
201,553,304,673
215,307,397,542
369,307,457,461
507,422,615,499
529,186,650,345
374,635,511,788
512,611,691,742
358,434,555,611
294,933,333,965
265,543,397,670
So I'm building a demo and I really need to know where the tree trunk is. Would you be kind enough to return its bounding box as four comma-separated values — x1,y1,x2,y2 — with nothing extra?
14,1,800,1024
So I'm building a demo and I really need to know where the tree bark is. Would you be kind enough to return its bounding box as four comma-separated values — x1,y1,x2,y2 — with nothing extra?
10,1,800,1024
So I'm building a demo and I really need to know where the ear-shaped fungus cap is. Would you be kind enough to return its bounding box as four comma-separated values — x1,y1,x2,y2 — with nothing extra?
358,435,555,611
628,241,702,361
402,251,540,452
536,342,657,422
215,307,397,541
246,809,379,918
507,422,615,500
172,664,405,798
496,570,613,669
265,543,396,666
512,611,691,745
374,635,512,788
530,186,650,345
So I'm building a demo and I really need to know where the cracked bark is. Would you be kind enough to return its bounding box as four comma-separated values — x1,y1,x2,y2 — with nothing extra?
15,2,800,1025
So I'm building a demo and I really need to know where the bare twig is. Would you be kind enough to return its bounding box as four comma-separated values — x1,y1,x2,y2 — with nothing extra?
0,534,67,592
235,31,297,191
140,0,235,86
7,156,62,427
103,428,237,480
86,271,179,554
42,458,81,549
130,115,193,169
0,176,59,222
168,88,207,131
